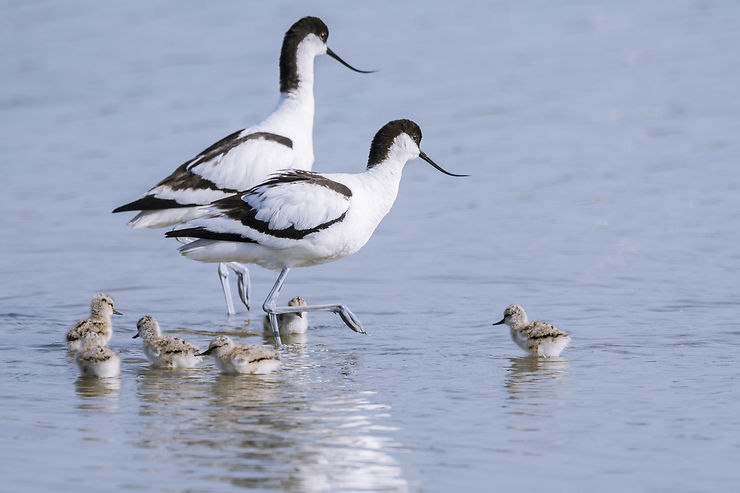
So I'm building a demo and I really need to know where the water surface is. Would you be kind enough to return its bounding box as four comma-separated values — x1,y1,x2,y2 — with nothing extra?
2,1,739,491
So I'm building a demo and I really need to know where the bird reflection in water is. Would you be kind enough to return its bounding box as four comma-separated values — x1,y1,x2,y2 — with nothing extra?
262,331,308,346
205,360,407,491
74,374,121,410
125,349,409,491
503,356,569,419
131,366,211,456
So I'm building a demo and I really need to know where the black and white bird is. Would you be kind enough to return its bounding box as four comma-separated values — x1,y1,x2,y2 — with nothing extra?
492,304,571,357
166,119,467,345
113,16,372,316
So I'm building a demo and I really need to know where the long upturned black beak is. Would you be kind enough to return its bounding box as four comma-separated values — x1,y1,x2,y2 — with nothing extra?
419,151,469,177
326,47,375,73
492,318,506,326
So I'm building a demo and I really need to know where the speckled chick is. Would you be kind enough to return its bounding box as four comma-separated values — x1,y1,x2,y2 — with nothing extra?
75,332,121,378
66,293,122,352
493,304,570,357
262,296,308,336
198,335,281,374
133,315,202,369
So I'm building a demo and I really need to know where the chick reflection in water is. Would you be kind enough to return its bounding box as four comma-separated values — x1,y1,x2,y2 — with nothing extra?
263,296,308,344
493,304,571,357
198,336,281,374
75,372,121,401
504,356,569,412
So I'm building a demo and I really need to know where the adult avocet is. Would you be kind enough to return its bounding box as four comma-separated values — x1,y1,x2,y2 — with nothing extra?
166,119,467,345
113,16,372,316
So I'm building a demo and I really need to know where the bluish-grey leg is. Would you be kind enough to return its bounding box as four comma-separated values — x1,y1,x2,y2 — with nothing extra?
262,267,365,348
218,263,235,317
262,267,290,346
228,262,251,311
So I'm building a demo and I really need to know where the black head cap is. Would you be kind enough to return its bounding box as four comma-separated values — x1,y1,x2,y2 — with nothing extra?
280,17,329,93
289,16,329,39
367,119,422,167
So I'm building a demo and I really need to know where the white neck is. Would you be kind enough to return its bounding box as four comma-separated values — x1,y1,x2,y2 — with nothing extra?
266,89,314,128
265,37,318,127
358,157,406,227
260,41,319,168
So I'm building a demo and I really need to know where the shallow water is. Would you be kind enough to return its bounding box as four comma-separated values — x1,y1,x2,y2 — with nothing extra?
2,1,740,491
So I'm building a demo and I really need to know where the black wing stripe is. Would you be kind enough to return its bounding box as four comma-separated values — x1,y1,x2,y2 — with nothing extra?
250,132,293,149
227,208,347,240
185,131,293,171
155,131,294,192
258,170,352,197
113,196,196,213
208,171,351,240
188,129,244,166
154,165,241,195
165,171,350,242
529,332,566,340
114,131,294,213
166,228,257,244
167,203,348,241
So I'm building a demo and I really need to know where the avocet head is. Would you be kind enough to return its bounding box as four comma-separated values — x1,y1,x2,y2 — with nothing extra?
280,16,373,93
492,304,528,328
133,315,160,339
367,119,468,177
197,335,235,357
91,293,122,318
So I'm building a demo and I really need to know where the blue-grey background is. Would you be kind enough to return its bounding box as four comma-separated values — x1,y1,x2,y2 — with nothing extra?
2,1,739,491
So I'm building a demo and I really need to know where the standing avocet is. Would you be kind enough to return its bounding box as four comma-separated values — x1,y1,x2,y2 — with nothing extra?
166,119,467,345
492,304,571,357
113,16,372,316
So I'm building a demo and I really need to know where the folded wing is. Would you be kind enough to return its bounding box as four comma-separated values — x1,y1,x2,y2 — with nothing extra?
166,170,352,245
114,130,295,212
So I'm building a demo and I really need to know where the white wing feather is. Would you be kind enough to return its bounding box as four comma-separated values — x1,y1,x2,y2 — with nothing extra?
248,181,350,231
191,136,296,190
183,177,351,243
145,129,297,204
